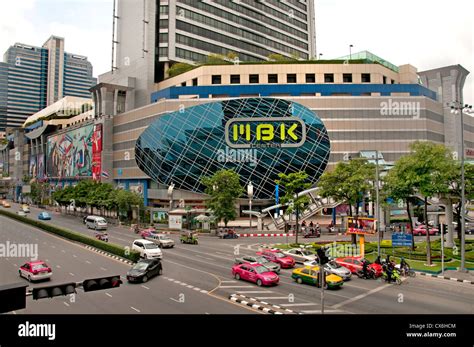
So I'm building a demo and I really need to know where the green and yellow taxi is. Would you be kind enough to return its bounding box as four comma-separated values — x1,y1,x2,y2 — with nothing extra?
291,266,344,289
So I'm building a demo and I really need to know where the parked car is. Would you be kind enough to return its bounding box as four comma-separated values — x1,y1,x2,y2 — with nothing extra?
21,204,30,213
291,266,344,289
282,248,317,263
19,261,52,282
335,257,383,277
144,233,175,248
413,225,440,236
84,216,108,230
303,259,352,280
38,212,52,220
127,259,162,283
231,263,279,287
132,239,163,259
256,249,295,269
17,210,27,217
234,255,281,274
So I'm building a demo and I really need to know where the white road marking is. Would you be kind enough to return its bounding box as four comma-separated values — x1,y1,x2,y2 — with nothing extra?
200,290,208,294
56,265,61,269
100,267,107,271
12,311,16,315
63,302,70,307
51,245,56,249
219,285,254,288
141,285,150,290
170,298,182,303
215,251,232,256
105,293,113,298
332,283,391,309
236,291,270,294
69,273,75,276
302,309,342,313
187,285,194,289
193,287,200,291
85,260,91,264
130,306,141,313
13,263,18,267
61,250,66,253
280,303,318,307
254,296,290,300
221,280,237,283
72,255,77,258
195,255,214,261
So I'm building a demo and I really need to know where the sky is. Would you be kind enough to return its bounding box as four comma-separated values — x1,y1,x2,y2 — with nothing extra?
0,0,473,104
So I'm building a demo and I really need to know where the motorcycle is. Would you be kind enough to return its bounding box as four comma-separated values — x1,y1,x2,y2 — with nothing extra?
356,267,376,279
395,264,416,277
381,268,402,285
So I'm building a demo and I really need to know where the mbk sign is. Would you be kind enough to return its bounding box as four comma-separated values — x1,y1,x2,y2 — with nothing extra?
225,117,306,149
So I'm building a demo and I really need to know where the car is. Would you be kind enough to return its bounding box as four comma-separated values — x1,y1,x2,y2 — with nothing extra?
17,210,27,217
38,212,51,220
2,201,11,208
303,260,352,280
84,216,108,230
413,225,440,236
19,261,52,282
282,248,317,263
256,249,296,269
231,263,279,286
139,228,158,238
291,266,344,289
127,259,163,283
132,239,163,259
21,204,30,213
144,233,175,248
234,255,281,273
335,257,383,277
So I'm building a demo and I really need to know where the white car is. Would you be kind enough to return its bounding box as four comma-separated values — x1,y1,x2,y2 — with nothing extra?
17,210,27,217
132,239,163,259
144,234,175,248
304,259,352,280
283,248,317,263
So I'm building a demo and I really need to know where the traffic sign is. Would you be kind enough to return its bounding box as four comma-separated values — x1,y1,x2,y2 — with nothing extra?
392,232,413,247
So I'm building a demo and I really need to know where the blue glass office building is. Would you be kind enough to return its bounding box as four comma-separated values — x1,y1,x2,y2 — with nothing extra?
135,98,330,200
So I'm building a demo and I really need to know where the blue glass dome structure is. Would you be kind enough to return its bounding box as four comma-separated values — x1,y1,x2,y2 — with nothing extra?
135,98,330,200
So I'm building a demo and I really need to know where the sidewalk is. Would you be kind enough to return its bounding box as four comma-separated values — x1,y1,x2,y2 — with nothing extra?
441,269,474,281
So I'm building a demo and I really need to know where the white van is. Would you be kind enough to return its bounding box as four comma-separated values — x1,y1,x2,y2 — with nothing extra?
85,216,108,230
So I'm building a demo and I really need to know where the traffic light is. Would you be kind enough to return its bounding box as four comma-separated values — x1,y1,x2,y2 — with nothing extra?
316,248,329,265
32,282,76,300
82,276,122,292
0,282,28,313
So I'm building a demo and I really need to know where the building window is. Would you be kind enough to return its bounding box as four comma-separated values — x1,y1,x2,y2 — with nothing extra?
192,78,198,86
181,82,186,87
287,74,297,83
383,76,387,84
324,74,334,83
391,79,395,84
249,74,259,84
306,74,315,83
230,74,240,84
343,74,353,83
361,73,371,83
212,75,222,85
268,74,278,83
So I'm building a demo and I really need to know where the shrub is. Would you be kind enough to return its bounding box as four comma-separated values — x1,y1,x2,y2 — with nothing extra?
0,210,140,262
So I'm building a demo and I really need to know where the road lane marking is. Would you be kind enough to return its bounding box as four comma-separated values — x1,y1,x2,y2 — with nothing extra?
281,303,318,307
63,302,70,307
105,293,113,298
332,283,391,309
301,309,341,313
100,267,107,271
196,255,214,261
200,290,208,293
130,306,141,312
56,265,61,269
61,250,66,253
69,273,75,276
221,280,237,283
187,285,194,288
13,263,18,267
219,285,254,288
254,296,289,300
85,260,91,264
141,285,150,290
72,255,77,258
170,298,182,303
236,291,270,294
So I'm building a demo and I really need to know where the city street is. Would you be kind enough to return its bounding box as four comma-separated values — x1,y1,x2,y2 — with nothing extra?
1,203,473,315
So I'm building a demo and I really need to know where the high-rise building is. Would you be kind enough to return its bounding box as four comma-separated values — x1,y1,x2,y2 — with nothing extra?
96,0,316,110
0,36,96,133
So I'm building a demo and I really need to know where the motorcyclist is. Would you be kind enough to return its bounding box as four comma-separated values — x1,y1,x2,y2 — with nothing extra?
375,255,381,265
386,259,394,283
362,259,369,278
400,257,410,275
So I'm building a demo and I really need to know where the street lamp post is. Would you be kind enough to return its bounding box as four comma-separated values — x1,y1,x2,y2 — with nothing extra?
248,182,254,230
374,151,381,257
449,101,472,272
167,183,175,211
349,44,354,61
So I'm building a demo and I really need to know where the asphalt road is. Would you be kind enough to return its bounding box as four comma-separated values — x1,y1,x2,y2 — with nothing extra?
1,203,473,314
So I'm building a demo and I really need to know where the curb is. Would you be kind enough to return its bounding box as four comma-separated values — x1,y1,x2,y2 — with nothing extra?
229,294,299,314
84,245,135,265
418,272,474,284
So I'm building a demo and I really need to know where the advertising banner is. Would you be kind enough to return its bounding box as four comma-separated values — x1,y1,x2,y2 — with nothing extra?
346,217,376,235
92,124,102,181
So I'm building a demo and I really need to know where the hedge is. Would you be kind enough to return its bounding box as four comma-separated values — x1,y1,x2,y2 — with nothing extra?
0,210,140,262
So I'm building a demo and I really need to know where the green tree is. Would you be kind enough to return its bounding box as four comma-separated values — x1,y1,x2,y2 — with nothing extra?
399,141,455,265
201,169,244,228
52,185,76,209
267,53,290,62
383,156,417,250
167,62,195,77
114,189,143,222
275,171,311,244
318,159,375,244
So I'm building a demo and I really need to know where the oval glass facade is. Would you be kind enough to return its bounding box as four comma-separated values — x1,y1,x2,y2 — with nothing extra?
135,98,330,200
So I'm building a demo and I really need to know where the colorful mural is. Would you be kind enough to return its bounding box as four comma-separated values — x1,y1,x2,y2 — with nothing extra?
46,124,95,179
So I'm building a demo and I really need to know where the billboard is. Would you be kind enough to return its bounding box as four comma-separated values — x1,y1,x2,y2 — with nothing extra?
37,154,45,180
46,124,97,179
91,124,103,181
29,156,37,177
346,217,376,235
